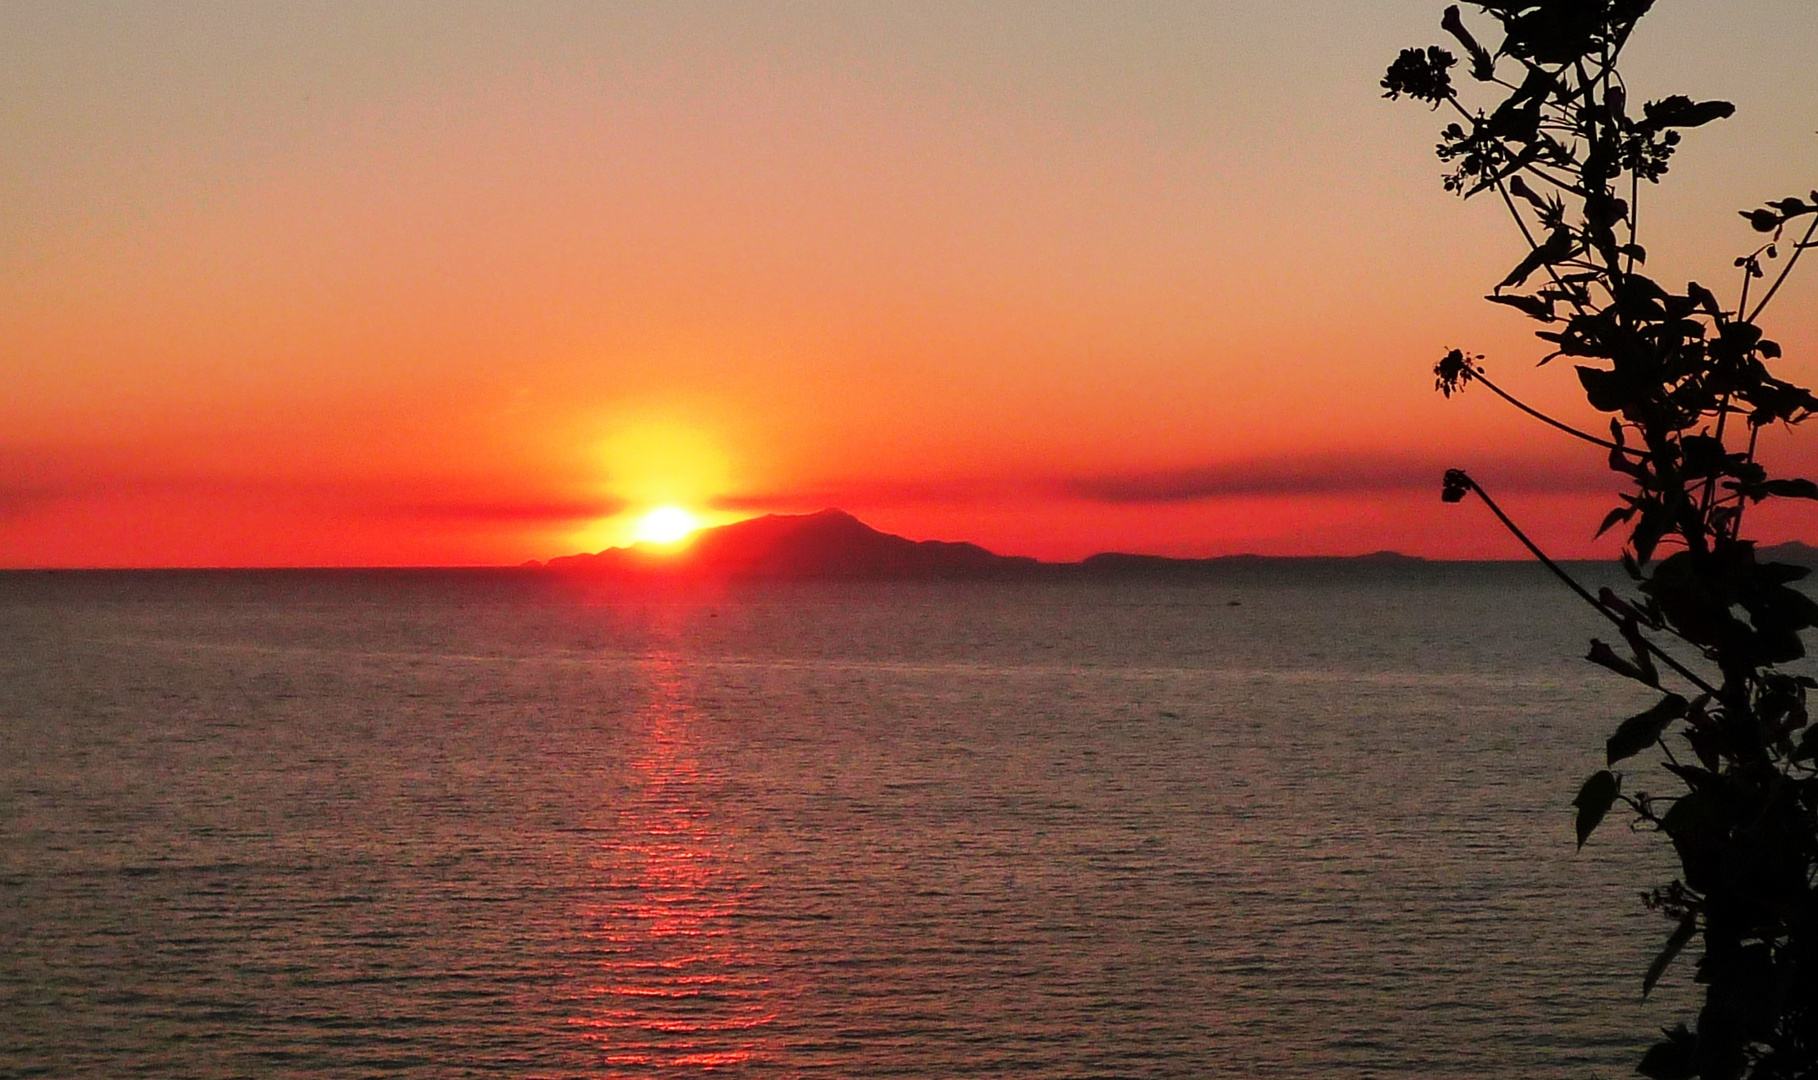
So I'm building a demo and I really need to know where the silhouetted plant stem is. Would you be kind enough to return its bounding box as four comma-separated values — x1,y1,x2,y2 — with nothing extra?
1469,369,1637,455
1732,423,1763,541
1493,178,1594,316
1449,470,1718,698
1748,213,1818,322
1699,394,1733,517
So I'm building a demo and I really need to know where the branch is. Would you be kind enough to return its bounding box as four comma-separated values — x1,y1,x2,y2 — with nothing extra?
1747,213,1818,323
1731,424,1763,540
1626,158,1641,277
1472,369,1644,457
1700,392,1734,517
1445,470,1721,697
1492,178,1591,317
1514,160,1595,199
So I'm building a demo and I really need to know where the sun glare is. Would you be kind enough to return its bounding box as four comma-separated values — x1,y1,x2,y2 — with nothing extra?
633,506,701,545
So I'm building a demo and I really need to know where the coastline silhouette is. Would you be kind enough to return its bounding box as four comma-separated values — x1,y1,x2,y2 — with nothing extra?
536,508,1430,581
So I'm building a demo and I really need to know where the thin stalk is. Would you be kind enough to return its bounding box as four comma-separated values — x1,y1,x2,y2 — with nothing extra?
1732,424,1763,540
1700,395,1733,517
1626,167,1641,277
1514,160,1595,198
1491,179,1591,317
1454,471,1720,697
1472,370,1643,457
1747,214,1818,323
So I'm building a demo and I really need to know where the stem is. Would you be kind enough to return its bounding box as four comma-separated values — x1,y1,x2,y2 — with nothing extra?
1626,162,1641,277
1732,424,1763,540
1473,370,1643,456
1701,396,1733,517
1492,179,1590,316
1453,471,1721,697
1747,214,1818,323
1514,160,1595,198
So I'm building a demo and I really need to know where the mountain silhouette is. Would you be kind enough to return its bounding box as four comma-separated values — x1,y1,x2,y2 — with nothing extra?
1759,541,1818,567
543,509,1042,579
537,508,1431,580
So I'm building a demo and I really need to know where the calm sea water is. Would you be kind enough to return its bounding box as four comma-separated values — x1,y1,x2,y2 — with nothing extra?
1,566,1700,1078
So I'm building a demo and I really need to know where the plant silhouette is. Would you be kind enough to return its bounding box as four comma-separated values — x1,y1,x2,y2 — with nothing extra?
1386,4,1817,1077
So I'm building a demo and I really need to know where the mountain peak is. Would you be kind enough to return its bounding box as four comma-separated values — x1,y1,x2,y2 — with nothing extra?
544,509,1038,580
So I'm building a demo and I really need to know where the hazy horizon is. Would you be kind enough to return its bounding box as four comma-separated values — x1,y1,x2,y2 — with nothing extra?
8,504,1817,571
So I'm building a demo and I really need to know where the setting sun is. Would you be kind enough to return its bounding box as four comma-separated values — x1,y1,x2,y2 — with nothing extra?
632,506,701,545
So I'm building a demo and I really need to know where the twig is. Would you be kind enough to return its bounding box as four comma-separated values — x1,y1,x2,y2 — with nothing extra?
1472,370,1644,457
1491,179,1591,317
1449,470,1721,697
1747,214,1818,323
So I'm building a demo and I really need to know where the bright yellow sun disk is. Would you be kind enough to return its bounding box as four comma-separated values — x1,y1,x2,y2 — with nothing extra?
633,506,700,545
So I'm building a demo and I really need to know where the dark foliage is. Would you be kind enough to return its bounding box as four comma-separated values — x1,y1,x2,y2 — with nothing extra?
1388,5,1818,1077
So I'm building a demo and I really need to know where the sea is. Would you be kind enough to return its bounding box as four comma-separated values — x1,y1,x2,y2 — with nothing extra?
1,564,1704,1078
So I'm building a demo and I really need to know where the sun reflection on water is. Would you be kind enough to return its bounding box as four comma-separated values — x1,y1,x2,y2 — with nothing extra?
570,649,777,1074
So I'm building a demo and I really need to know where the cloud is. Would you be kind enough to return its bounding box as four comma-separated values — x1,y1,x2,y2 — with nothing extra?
0,448,1616,529
712,452,1614,512
709,477,1027,513
0,484,71,518
1065,454,1611,503
1066,460,1428,503
389,497,624,523
0,455,621,525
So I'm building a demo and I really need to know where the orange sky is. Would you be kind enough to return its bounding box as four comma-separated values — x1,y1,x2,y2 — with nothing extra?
3,2,1816,566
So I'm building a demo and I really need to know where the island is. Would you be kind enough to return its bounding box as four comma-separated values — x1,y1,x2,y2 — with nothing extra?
533,508,1430,580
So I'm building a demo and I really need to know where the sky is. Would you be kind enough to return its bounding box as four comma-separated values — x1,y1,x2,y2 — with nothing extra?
3,1,1816,566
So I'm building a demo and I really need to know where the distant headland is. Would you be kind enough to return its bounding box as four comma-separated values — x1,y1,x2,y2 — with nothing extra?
529,508,1431,581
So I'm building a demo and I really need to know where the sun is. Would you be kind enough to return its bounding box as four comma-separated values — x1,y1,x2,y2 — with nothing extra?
632,505,701,545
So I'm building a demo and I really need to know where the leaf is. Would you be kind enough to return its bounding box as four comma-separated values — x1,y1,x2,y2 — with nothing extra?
1621,549,1643,581
1638,1023,1698,1080
1759,560,1811,585
1631,506,1671,565
1498,229,1573,291
1743,208,1782,232
1576,365,1630,412
1642,95,1736,131
1619,617,1659,688
1761,478,1818,500
1597,586,1641,623
1485,293,1556,320
1643,912,1698,997
1572,770,1620,849
1797,725,1818,764
1595,505,1636,537
1506,174,1550,213
1607,694,1687,765
1660,791,1728,892
1686,281,1722,316
1609,437,1646,479
1587,638,1649,683
1659,790,1721,842
1500,248,1553,292
1439,5,1494,81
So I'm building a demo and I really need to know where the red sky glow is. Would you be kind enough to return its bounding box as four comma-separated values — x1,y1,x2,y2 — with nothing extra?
4,1,1816,566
